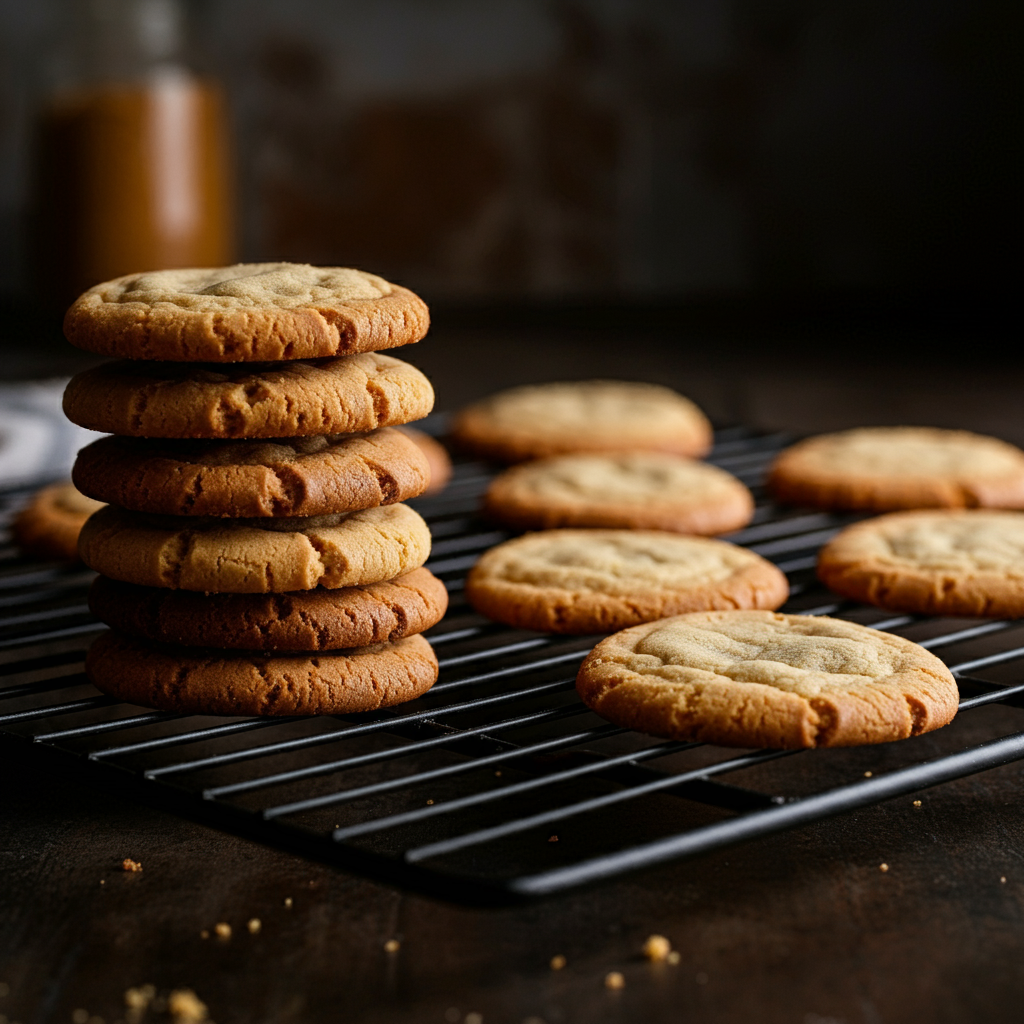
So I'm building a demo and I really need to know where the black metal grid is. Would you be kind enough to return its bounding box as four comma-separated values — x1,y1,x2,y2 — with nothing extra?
3,426,1024,907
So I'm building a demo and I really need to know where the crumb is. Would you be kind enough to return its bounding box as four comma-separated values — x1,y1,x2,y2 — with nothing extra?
879,863,889,873
913,800,922,807
863,771,872,778
1001,876,1007,883
168,988,207,1022
695,971,709,985
72,1011,89,1024
667,951,681,965
99,880,105,885
214,922,231,940
604,971,625,990
465,1014,483,1024
642,934,671,961
384,939,401,953
548,835,558,843
247,918,261,934
549,954,566,970
283,897,293,909
121,858,142,873
308,880,317,888
426,799,434,805
494,770,502,777
199,930,209,940
124,985,155,1010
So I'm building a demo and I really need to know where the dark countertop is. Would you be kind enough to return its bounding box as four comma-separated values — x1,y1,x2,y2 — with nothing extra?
2,322,1024,1024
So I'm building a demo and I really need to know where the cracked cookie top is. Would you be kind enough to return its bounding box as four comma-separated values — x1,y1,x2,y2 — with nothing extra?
77,502,431,592
72,427,430,517
63,263,430,362
62,353,435,438
576,610,958,748
465,529,788,634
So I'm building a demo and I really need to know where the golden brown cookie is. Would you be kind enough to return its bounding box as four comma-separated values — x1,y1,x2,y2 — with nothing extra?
86,630,439,716
78,503,431,593
398,427,453,495
465,529,788,634
818,509,1024,617
576,611,958,748
10,482,104,561
64,264,429,362
483,452,753,534
89,568,448,649
451,380,713,462
73,428,430,517
62,353,434,439
768,427,1024,511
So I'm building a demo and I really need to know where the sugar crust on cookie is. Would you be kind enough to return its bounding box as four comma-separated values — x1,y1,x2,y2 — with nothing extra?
576,610,958,748
89,568,448,649
768,427,1024,510
87,630,439,716
78,503,431,593
74,427,430,517
465,529,788,634
483,452,753,534
451,380,713,462
62,353,434,439
64,263,430,362
818,509,1024,617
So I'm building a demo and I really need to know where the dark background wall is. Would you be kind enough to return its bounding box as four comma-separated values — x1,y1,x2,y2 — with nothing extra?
0,0,1018,312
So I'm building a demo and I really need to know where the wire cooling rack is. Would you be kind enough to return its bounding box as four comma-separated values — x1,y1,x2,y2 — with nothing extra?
2,426,1024,906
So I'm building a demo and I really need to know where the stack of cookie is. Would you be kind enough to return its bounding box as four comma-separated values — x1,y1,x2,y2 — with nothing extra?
62,263,447,716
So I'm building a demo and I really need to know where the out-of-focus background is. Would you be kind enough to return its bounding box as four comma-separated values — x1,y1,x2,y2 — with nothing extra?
0,0,1020,429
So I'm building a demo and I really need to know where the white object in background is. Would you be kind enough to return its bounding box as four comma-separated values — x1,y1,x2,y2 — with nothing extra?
0,381,106,488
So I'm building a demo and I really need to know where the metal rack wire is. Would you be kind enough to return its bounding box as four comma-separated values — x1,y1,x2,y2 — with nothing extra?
3,426,1024,906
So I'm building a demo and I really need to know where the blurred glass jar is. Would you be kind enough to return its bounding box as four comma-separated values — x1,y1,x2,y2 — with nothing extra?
30,0,234,305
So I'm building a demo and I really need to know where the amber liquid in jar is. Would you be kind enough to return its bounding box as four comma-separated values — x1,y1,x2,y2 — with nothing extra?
32,70,233,304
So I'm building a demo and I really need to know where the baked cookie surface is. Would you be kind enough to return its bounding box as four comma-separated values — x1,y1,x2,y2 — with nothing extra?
87,630,438,716
78,503,431,593
576,610,958,748
11,482,104,560
818,509,1024,617
483,452,753,534
89,567,448,649
465,529,788,634
63,353,434,438
768,427,1024,511
451,380,713,462
73,427,430,517
64,263,429,362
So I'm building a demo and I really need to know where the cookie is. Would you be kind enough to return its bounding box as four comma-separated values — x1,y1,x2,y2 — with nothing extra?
62,353,434,439
450,380,713,462
73,427,430,518
483,452,753,534
89,568,448,649
768,427,1024,511
398,427,453,495
576,610,958,748
465,529,788,634
818,509,1024,617
63,263,429,362
86,630,438,716
10,482,104,561
78,503,431,593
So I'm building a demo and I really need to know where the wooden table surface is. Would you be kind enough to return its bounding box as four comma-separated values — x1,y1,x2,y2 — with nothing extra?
2,322,1023,1024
